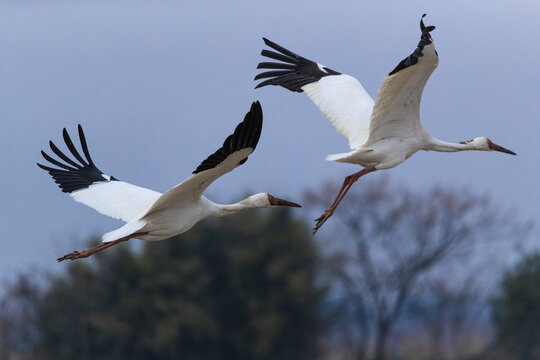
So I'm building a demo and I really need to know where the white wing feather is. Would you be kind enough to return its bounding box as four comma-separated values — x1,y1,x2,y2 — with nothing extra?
302,74,374,149
144,148,253,216
366,42,438,145
70,181,162,222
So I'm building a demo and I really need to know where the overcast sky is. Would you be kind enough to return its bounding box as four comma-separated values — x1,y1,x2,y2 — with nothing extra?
1,0,538,282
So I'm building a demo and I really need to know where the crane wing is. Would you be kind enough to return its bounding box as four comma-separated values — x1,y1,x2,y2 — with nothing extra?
144,101,263,215
255,38,374,150
37,125,162,222
365,15,438,146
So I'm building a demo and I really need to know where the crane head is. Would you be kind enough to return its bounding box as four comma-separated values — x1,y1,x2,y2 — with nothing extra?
238,193,301,209
462,137,516,155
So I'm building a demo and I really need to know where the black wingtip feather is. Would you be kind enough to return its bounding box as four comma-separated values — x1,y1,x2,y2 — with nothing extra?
49,140,82,169
37,162,57,173
41,150,76,171
38,126,117,193
63,128,88,166
193,101,263,174
260,49,297,65
78,124,95,166
388,14,436,76
254,70,296,81
256,62,294,70
255,38,340,92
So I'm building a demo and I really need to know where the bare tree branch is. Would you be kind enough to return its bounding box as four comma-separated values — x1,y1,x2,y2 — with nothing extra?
309,177,525,360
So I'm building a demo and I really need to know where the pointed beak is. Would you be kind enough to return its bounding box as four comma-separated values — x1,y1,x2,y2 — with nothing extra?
488,141,517,155
268,194,302,208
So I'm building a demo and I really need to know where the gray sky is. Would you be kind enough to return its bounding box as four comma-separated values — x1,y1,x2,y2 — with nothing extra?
1,0,538,281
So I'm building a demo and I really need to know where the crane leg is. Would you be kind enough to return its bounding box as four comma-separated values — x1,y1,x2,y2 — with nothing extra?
57,232,148,262
313,168,375,234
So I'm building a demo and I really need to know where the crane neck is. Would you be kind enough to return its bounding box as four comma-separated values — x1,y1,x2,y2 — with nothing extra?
207,194,269,218
427,137,473,153
212,202,254,217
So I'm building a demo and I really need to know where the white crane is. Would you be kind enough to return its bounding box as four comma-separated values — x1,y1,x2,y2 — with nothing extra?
38,101,301,261
255,15,516,234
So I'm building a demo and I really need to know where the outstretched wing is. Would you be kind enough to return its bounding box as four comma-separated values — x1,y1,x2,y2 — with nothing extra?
37,125,161,222
255,38,374,149
365,14,438,145
144,101,263,215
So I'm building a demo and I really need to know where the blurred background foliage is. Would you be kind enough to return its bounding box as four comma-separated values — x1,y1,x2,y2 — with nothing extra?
488,254,540,360
0,180,536,360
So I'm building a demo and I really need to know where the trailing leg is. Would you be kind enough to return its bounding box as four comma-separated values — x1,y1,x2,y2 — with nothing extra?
57,232,147,262
313,168,375,234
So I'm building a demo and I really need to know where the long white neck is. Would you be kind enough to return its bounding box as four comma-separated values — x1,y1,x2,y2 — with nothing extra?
427,137,482,153
207,194,269,218
212,203,255,217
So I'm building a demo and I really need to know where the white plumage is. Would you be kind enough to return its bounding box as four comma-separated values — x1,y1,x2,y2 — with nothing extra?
38,101,301,261
70,181,162,222
256,15,516,233
302,74,374,150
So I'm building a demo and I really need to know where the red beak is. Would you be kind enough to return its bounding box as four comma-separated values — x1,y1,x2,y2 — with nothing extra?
488,140,516,155
267,194,301,207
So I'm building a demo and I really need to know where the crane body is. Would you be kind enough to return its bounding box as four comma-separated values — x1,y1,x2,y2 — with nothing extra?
255,15,515,233
38,102,301,260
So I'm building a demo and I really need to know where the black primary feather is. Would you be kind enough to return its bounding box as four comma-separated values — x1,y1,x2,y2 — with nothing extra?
37,125,117,193
255,38,340,93
193,101,263,174
388,14,436,76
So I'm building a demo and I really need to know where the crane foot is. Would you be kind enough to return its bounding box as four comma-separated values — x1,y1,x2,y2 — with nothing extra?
313,210,333,234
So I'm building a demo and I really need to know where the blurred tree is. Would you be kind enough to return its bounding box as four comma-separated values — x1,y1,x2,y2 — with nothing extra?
491,253,540,360
306,178,519,360
0,275,41,360
2,181,529,360
4,208,325,360
400,275,488,360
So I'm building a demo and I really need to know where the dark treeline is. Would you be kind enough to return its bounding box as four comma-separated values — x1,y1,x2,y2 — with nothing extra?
0,180,535,360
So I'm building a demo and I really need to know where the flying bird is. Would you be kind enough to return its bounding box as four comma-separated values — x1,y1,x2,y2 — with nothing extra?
38,101,301,261
255,15,516,234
